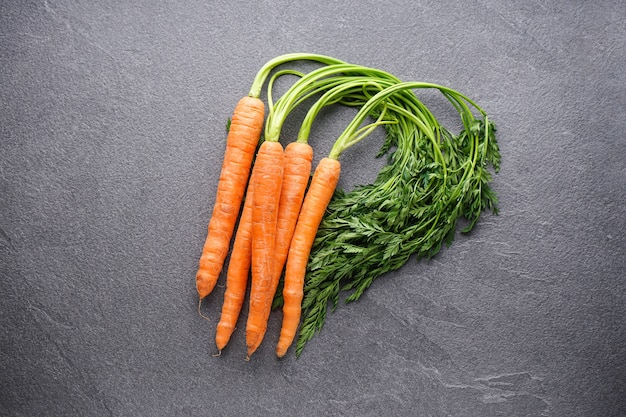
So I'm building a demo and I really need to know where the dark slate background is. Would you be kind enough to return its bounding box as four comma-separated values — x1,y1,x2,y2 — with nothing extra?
1,1,625,416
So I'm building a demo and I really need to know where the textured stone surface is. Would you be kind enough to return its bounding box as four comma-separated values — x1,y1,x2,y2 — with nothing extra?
1,0,625,416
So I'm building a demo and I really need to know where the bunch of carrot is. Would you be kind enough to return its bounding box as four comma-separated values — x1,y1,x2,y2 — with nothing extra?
194,53,497,358
195,54,345,358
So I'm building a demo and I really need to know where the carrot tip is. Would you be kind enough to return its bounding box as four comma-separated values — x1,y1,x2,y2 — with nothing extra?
212,350,222,357
244,355,251,362
197,298,210,322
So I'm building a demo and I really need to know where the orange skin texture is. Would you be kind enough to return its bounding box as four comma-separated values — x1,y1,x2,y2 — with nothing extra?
214,166,257,352
249,141,314,353
276,157,341,358
245,141,285,356
196,96,264,300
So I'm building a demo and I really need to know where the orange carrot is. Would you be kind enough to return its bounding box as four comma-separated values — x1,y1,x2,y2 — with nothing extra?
276,157,341,358
214,166,257,353
245,140,284,357
196,96,264,300
248,141,314,351
274,142,314,273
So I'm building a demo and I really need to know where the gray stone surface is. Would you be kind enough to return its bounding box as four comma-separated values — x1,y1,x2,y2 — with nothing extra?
1,0,625,416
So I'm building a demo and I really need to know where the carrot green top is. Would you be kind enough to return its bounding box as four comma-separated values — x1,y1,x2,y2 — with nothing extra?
292,74,500,357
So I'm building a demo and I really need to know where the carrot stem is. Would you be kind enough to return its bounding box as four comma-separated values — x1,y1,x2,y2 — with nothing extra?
265,64,401,143
248,53,345,99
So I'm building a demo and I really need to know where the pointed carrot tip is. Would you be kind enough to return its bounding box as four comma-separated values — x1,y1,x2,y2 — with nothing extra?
246,346,257,358
212,350,222,357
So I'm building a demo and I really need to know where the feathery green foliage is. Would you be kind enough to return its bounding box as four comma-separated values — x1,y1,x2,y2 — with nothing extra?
295,84,500,356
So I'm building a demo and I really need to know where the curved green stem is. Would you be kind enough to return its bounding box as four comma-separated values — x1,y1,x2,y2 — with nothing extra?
248,53,346,98
266,69,305,117
329,82,447,162
296,77,392,143
264,64,401,142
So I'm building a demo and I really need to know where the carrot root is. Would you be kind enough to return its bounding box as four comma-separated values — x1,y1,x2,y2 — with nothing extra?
198,298,210,322
246,141,285,357
214,164,258,352
196,96,265,300
276,157,341,357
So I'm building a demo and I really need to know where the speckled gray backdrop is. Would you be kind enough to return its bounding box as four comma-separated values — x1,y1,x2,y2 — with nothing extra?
1,0,625,416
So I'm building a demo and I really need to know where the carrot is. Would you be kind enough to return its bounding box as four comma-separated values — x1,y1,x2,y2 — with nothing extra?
214,166,257,353
245,140,284,357
248,141,314,351
270,142,314,306
196,96,264,301
276,157,341,358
